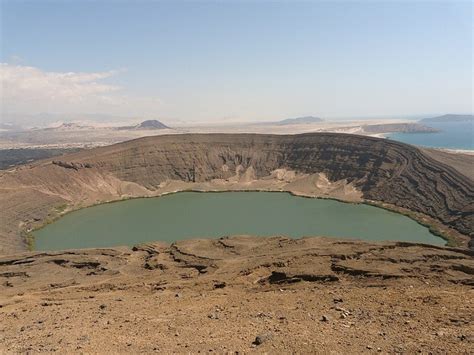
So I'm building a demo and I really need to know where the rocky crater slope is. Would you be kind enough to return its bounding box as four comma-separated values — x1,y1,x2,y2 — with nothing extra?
0,133,472,254
0,236,473,353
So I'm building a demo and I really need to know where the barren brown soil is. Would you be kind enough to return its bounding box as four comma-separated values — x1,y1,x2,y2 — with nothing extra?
0,236,473,353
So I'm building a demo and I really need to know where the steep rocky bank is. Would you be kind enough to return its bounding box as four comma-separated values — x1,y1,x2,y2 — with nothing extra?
0,133,472,254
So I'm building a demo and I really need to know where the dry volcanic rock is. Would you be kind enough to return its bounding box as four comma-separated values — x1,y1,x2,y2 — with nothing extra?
0,236,473,353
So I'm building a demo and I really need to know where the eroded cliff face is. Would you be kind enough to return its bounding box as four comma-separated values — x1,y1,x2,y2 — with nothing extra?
0,133,472,254
68,133,473,236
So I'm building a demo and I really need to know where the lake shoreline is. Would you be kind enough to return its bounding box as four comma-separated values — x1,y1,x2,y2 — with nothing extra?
30,186,468,252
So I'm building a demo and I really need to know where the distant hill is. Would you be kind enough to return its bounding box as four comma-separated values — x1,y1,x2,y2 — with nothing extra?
361,123,439,134
43,123,95,131
36,120,170,132
0,122,23,131
420,114,474,123
135,120,169,129
117,120,170,130
276,116,324,125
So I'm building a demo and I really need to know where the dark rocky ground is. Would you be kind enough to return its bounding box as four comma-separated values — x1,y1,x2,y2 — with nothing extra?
0,148,80,170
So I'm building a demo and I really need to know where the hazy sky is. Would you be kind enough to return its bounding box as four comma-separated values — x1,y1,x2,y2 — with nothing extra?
1,0,472,123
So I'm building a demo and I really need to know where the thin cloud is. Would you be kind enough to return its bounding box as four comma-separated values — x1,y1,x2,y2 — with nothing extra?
0,63,161,119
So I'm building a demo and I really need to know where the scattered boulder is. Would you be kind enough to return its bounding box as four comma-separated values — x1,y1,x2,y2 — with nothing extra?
213,281,226,289
253,332,273,346
208,313,219,320
52,161,93,170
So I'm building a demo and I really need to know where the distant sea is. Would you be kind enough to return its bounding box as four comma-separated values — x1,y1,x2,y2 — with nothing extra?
388,121,473,151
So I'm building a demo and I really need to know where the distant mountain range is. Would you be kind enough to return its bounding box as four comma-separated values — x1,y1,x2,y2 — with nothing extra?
30,119,171,132
42,122,95,131
419,114,474,123
275,116,324,125
0,114,173,130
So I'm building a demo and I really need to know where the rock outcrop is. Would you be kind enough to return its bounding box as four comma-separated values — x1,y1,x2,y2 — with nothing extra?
52,160,93,170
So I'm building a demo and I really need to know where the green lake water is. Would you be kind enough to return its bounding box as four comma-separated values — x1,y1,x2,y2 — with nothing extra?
34,192,445,250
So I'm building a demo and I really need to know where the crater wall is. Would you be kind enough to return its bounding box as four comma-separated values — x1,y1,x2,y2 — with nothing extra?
68,134,473,236
0,133,472,254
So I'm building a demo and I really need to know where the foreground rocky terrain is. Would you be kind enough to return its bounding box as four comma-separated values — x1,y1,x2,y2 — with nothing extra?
0,133,472,254
0,236,472,353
